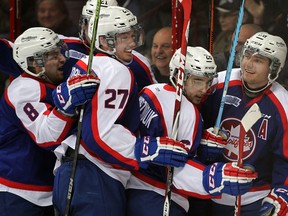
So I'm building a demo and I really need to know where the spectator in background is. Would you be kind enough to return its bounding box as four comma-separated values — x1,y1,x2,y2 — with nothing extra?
244,0,265,26
213,0,242,53
150,26,173,83
35,0,78,37
213,0,255,54
213,23,263,72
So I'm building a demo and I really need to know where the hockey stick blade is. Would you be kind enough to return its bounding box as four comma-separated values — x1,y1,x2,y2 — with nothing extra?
240,103,261,132
235,103,261,216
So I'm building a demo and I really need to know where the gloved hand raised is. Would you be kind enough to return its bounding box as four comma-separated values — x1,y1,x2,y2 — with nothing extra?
53,74,100,116
203,162,257,196
259,186,288,216
135,136,188,169
197,127,228,163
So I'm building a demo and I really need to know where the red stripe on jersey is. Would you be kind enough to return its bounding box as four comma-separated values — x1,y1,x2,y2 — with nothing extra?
186,159,206,170
131,171,188,198
0,177,53,191
267,90,288,159
217,79,242,89
89,84,139,169
63,38,82,44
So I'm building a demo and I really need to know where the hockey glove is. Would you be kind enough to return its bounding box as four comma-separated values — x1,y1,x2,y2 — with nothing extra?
203,162,257,196
135,136,188,169
259,186,288,216
197,127,228,163
53,74,100,116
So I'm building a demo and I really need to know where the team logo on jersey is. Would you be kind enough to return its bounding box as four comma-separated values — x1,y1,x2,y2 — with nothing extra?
221,117,257,161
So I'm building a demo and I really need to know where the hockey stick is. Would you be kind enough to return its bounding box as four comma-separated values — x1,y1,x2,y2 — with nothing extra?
214,0,246,135
172,0,179,54
64,1,101,215
208,0,215,53
163,0,191,215
9,0,21,42
234,103,262,216
171,0,183,53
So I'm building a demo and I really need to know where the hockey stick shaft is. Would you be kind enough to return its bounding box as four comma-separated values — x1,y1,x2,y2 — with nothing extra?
208,0,215,53
214,0,246,135
171,0,183,53
172,0,178,54
64,1,101,215
234,103,261,216
163,0,191,215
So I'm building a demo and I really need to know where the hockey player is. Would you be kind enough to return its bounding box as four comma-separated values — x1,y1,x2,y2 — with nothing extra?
0,0,118,80
0,27,99,216
52,6,187,216
126,46,258,216
200,32,288,215
1,0,155,91
78,0,156,91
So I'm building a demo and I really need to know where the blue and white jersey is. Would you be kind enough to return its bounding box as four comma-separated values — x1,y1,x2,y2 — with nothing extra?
126,83,206,211
0,73,76,206
125,50,157,91
55,53,141,187
0,36,89,79
0,36,156,92
201,68,288,205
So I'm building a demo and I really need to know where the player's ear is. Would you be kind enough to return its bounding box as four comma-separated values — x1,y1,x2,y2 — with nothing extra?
99,36,109,49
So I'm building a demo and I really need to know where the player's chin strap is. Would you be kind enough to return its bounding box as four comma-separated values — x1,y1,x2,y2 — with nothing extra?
242,80,271,98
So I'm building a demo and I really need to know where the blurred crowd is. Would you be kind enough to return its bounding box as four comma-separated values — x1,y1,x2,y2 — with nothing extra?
1,0,288,56
1,0,288,93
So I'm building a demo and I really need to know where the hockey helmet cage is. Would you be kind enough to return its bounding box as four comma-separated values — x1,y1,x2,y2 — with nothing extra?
88,6,144,54
242,32,287,83
13,27,67,77
169,46,217,86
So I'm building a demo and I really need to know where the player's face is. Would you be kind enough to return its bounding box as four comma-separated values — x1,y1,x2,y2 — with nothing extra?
43,47,67,85
114,30,137,62
241,50,270,89
184,75,213,104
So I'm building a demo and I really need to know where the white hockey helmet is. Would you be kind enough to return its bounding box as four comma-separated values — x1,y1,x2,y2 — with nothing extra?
13,27,67,78
81,0,118,17
169,46,217,86
88,6,144,54
79,0,118,42
242,32,287,83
